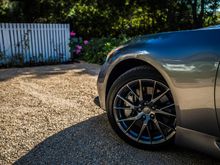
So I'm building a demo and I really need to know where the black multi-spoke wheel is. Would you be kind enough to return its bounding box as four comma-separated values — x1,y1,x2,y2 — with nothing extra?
107,66,176,148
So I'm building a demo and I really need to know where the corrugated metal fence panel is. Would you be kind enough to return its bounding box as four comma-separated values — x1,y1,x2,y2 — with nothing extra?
0,23,70,66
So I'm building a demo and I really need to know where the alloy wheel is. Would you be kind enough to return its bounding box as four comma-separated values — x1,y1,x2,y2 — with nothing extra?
113,79,176,144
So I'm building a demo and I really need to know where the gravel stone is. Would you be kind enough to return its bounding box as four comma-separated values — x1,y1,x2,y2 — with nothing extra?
0,61,219,165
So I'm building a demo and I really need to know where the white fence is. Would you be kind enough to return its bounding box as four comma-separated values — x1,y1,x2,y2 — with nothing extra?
0,23,71,66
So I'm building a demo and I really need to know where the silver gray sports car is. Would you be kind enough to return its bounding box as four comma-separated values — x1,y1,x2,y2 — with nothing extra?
97,25,220,158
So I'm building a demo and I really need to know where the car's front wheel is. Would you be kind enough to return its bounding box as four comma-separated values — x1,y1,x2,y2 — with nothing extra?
107,66,176,149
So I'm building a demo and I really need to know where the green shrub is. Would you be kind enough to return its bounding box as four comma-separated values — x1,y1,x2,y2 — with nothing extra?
79,35,130,64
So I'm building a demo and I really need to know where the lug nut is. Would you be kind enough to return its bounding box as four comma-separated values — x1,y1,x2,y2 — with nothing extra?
150,114,155,119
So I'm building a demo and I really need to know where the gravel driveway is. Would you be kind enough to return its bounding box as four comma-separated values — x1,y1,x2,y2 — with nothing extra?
0,62,219,165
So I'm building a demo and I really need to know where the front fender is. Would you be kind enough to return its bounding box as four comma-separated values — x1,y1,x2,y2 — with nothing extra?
98,52,181,124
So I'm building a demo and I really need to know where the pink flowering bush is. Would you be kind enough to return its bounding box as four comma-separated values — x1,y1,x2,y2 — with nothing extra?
69,31,89,59
82,35,129,64
69,31,129,64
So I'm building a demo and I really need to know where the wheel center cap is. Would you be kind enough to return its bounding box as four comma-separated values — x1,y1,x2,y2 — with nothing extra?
143,107,151,114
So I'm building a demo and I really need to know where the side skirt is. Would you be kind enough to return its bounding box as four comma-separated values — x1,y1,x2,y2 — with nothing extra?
175,126,220,158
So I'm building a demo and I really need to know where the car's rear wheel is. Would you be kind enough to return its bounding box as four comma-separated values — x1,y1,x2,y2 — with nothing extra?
107,66,176,149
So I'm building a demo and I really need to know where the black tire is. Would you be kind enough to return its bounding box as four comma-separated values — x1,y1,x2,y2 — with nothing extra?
106,66,176,149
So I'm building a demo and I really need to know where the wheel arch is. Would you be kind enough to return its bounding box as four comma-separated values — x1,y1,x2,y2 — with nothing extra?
105,57,180,124
106,59,165,97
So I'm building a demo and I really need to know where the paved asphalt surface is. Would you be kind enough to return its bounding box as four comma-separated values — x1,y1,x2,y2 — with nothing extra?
0,62,220,165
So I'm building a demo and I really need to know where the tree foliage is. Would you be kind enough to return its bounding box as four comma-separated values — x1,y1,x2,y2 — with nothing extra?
0,0,219,37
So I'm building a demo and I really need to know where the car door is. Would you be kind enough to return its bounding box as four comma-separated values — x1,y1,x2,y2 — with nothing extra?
216,61,220,133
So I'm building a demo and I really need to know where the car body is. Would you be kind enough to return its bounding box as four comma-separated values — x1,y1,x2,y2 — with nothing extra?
97,25,220,158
